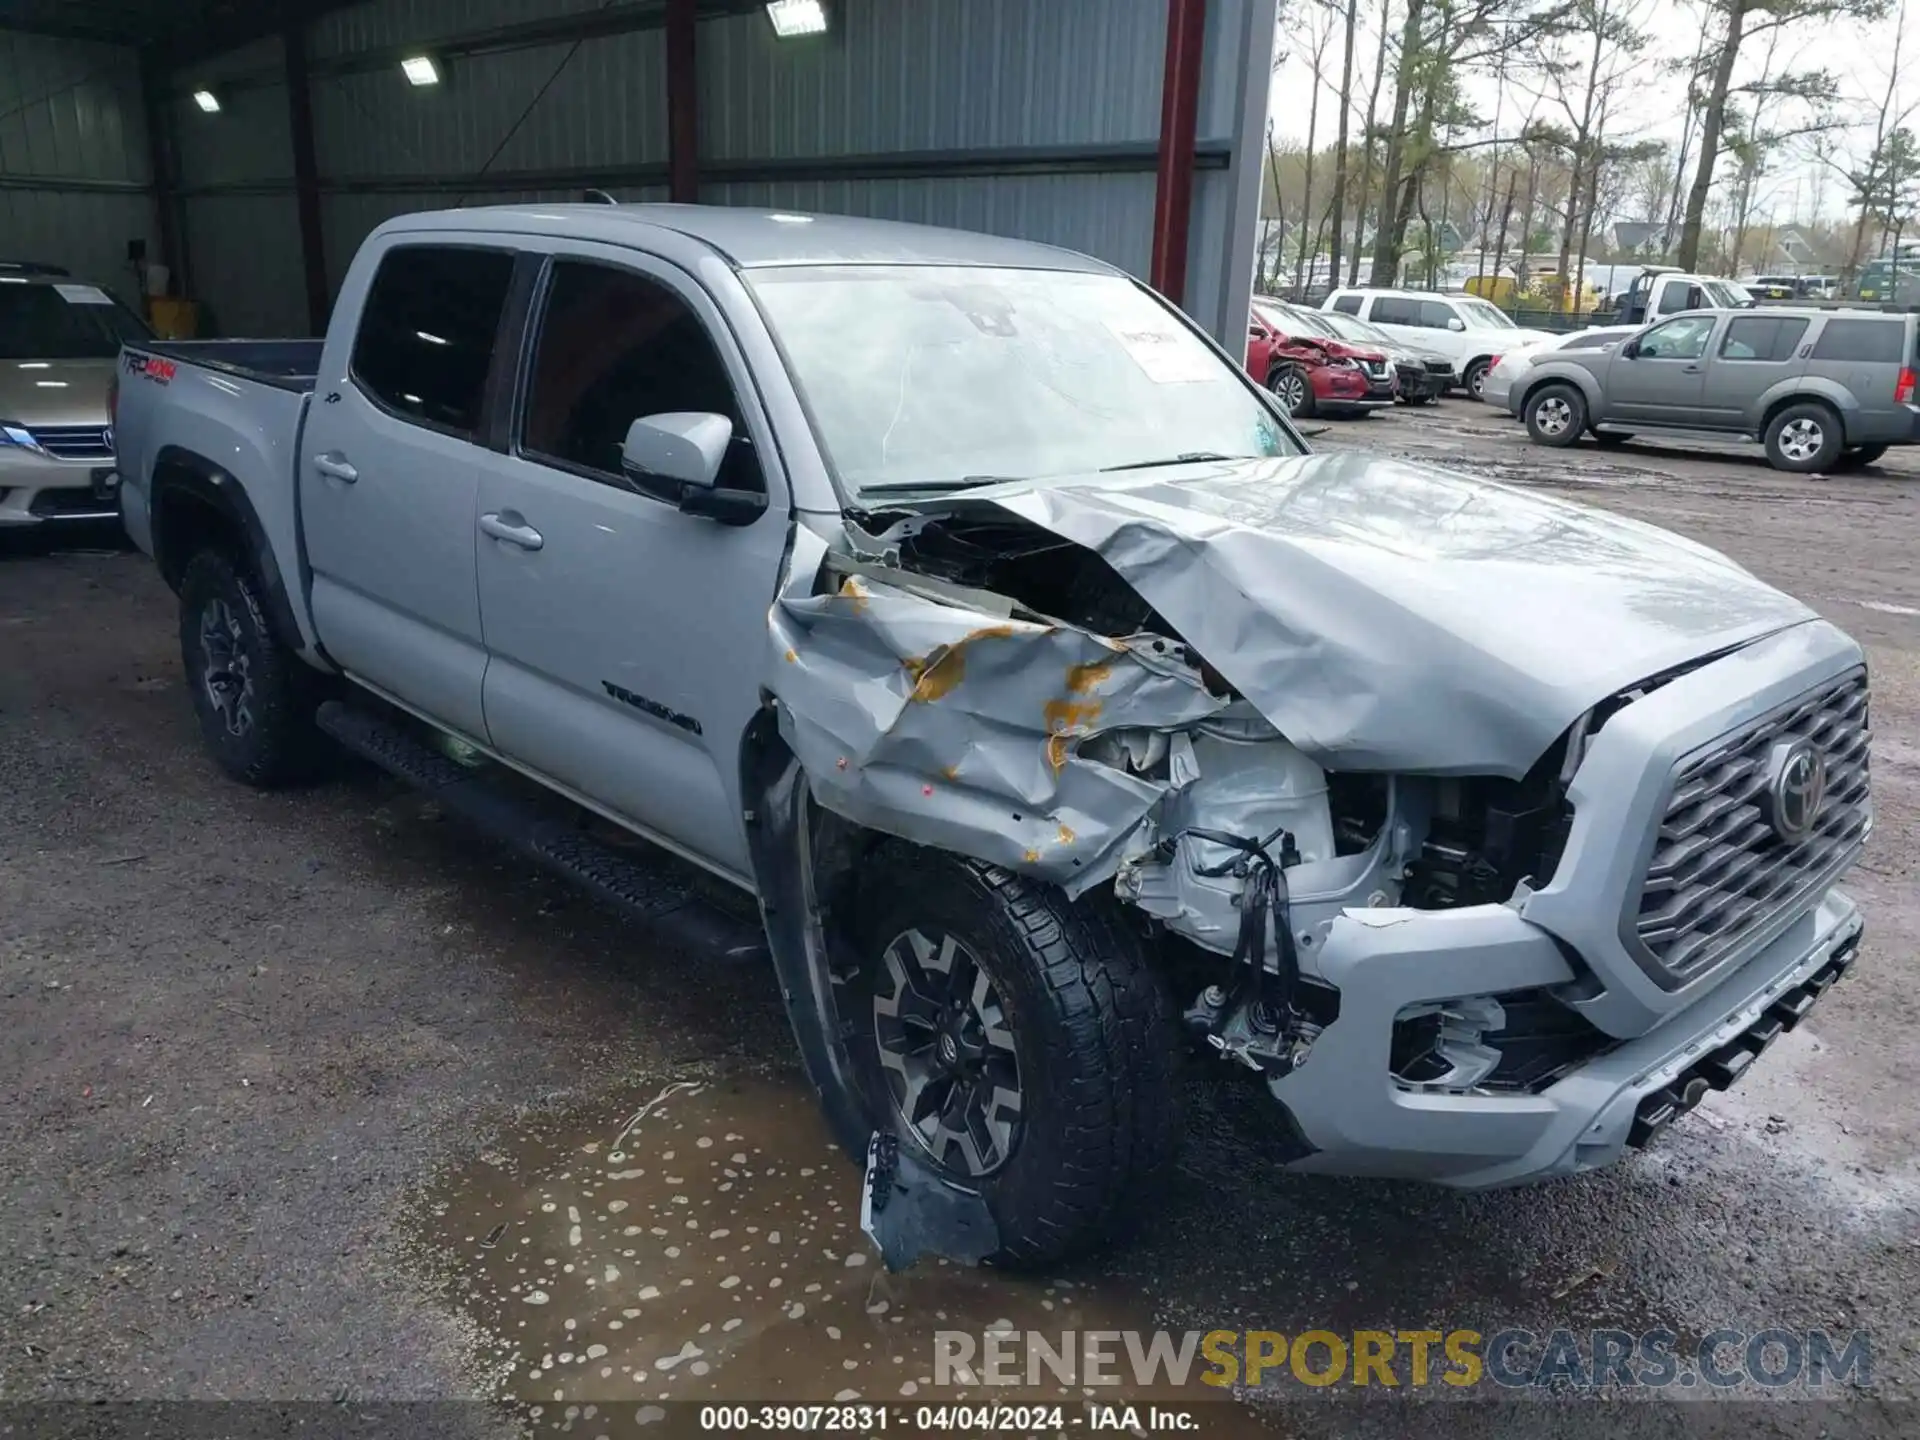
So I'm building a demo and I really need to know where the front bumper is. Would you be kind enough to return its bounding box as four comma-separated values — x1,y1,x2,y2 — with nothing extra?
1270,887,1862,1188
0,454,120,526
1270,621,1869,1189
1394,364,1450,400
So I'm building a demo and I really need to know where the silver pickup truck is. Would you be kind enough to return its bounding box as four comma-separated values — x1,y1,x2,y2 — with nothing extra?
113,204,1871,1267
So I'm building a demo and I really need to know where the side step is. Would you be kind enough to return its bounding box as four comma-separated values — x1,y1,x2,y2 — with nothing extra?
316,701,767,964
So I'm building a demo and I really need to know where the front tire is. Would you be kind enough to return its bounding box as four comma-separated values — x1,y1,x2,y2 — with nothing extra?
1463,358,1493,399
846,847,1179,1267
1269,364,1316,418
1525,384,1587,447
1764,402,1844,473
179,549,326,788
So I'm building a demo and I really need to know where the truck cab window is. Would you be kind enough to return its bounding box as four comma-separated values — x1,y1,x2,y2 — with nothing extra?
521,260,759,493
351,246,514,435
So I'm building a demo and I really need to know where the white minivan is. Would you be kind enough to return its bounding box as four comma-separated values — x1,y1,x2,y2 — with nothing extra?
1321,288,1557,398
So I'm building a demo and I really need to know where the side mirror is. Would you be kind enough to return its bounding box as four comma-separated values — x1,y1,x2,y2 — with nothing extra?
1446,317,1466,332
620,412,767,526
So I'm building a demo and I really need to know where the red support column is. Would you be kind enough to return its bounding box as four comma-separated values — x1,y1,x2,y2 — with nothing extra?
666,0,699,203
1150,0,1208,305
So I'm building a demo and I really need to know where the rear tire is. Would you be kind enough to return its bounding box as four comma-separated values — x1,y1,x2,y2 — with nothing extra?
1524,384,1587,447
1269,364,1316,418
1764,402,1844,473
179,549,327,788
845,846,1179,1268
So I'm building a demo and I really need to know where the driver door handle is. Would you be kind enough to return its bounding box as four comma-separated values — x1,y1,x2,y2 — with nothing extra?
479,511,544,551
313,452,358,483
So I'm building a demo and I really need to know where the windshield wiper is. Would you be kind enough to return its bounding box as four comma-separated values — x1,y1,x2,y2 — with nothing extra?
1100,451,1240,473
858,475,1022,497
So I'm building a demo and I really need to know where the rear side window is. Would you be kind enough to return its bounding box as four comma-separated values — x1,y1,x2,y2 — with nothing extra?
1561,332,1616,350
1719,315,1809,362
1418,300,1458,328
1809,318,1904,364
1332,295,1362,315
352,245,515,435
521,260,759,493
1371,296,1419,325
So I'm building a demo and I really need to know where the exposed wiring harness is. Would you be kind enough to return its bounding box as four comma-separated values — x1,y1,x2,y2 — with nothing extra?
1183,822,1303,1032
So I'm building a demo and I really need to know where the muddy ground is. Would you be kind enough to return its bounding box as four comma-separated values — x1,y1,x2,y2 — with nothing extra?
2,401,1916,1438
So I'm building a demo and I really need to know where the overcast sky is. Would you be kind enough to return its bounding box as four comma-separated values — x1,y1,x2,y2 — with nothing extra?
1267,0,1914,227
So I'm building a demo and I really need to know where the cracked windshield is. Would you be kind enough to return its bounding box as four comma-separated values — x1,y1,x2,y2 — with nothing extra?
748,265,1299,496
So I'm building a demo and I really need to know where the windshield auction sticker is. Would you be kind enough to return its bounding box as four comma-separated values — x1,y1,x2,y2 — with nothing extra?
54,283,115,305
1103,319,1218,383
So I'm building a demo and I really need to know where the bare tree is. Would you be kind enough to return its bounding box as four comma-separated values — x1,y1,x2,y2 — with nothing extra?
1293,4,1338,290
1326,0,1361,288
1676,0,1890,271
1525,0,1650,306
1347,0,1395,283
1843,5,1913,279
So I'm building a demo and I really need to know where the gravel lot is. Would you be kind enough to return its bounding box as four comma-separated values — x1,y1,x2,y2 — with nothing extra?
2,401,1916,1437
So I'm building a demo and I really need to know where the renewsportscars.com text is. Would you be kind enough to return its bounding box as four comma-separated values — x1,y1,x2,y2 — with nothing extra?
933,1327,1873,1390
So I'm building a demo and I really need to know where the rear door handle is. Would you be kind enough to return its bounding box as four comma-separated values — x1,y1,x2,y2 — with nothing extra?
313,452,358,483
479,511,544,551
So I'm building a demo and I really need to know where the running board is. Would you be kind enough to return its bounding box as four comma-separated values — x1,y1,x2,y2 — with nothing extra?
315,701,768,964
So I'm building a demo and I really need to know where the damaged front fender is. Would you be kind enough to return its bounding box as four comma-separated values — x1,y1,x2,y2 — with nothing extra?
767,568,1228,893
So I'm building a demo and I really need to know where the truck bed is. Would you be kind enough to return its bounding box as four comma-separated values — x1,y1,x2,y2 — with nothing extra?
140,339,323,392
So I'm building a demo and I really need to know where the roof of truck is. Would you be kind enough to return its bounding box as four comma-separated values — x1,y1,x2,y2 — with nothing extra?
382,203,1116,274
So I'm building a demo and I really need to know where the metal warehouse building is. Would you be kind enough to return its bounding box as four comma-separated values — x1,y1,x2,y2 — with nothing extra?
0,0,1275,345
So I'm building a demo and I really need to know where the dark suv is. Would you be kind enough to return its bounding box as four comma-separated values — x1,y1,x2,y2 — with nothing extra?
1511,307,1919,472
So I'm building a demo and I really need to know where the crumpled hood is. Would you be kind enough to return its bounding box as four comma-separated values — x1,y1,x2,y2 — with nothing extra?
980,451,1818,777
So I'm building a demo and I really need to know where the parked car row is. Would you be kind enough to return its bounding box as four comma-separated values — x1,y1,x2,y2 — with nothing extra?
1245,296,1462,416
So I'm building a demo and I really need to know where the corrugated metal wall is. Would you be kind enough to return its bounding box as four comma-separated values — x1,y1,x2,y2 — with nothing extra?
0,29,153,291
158,0,1271,341
167,38,305,337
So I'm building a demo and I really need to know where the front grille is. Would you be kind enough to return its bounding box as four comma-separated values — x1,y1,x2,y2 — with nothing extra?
1360,359,1389,379
1632,669,1870,982
27,425,112,461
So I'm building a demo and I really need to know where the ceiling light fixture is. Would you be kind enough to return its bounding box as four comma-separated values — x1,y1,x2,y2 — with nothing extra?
765,1,829,38
191,89,222,114
401,55,442,87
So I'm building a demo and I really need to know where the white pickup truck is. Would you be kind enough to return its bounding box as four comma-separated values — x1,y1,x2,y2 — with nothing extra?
112,204,1870,1267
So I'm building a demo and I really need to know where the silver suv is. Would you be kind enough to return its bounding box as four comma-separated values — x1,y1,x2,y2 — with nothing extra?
0,263,150,526
1512,306,1919,472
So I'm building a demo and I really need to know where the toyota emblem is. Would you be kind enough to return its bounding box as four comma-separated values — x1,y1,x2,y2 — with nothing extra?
1763,740,1828,844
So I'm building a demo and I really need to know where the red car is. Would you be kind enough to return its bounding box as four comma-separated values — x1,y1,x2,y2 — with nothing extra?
1246,300,1396,418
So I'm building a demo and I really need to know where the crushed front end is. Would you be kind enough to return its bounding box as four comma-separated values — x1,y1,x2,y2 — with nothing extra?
764,459,1870,1191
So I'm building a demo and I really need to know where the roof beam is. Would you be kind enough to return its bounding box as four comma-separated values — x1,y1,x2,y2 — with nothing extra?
151,0,361,68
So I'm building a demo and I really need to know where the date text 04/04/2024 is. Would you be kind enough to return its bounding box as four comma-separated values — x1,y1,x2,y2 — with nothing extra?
697,1404,1204,1431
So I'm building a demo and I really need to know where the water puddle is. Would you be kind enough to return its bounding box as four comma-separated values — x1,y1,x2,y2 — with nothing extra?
413,1074,1283,1433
